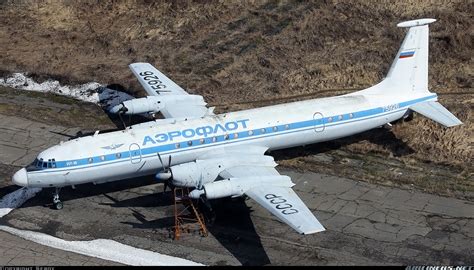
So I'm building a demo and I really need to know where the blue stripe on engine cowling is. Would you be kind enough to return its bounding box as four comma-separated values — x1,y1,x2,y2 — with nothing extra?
36,94,437,172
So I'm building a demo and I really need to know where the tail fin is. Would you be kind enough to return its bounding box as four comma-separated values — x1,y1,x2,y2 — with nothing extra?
385,18,436,93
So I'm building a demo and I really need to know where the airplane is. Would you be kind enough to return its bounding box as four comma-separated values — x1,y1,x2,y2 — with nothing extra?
12,18,462,235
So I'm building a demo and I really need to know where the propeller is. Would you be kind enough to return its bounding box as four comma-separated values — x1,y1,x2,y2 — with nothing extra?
117,108,127,130
155,153,173,193
192,173,215,225
195,172,210,208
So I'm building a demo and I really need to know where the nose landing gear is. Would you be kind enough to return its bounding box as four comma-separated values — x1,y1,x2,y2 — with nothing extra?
52,187,63,210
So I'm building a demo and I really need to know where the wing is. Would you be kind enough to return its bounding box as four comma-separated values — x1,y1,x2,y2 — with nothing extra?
129,63,214,119
218,150,325,235
129,62,188,96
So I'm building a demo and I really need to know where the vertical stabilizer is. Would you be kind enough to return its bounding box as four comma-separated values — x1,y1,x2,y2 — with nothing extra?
386,18,436,93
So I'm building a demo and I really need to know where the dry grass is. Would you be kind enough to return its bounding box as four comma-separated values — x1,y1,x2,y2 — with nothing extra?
0,0,472,195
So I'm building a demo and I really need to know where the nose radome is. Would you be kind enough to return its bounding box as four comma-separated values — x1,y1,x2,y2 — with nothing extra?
12,168,28,187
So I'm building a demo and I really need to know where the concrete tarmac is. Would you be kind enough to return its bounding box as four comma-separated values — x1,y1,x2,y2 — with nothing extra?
0,230,121,266
0,113,473,265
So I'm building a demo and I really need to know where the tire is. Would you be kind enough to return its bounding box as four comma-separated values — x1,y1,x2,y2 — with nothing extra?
55,202,64,210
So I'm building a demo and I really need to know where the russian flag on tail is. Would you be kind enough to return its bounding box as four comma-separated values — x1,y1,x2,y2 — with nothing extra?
399,51,415,59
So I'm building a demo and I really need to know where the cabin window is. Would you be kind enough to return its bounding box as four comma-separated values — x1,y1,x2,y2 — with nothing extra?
100,155,106,161
285,124,290,130
273,126,278,132
200,138,205,144
88,157,93,163
187,141,193,146
338,115,343,120
248,130,254,136
42,162,47,168
234,133,239,139
116,153,121,159
224,134,229,140
349,113,354,119
212,137,217,142
261,128,266,134
175,143,180,149
327,117,333,123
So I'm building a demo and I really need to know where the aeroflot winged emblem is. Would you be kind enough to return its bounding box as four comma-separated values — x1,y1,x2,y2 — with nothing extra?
101,143,124,150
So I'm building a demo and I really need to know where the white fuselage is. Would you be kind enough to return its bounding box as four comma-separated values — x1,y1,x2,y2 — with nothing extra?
18,90,437,188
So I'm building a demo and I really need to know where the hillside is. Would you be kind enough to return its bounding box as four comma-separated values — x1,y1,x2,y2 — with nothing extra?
0,1,472,197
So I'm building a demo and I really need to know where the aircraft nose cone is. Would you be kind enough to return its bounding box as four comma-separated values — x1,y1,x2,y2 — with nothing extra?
12,168,28,187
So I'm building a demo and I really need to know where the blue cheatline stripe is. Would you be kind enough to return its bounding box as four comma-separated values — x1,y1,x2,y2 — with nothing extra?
30,94,436,174
400,51,415,56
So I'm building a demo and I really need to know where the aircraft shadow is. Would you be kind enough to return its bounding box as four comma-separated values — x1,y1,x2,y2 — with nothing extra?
100,189,175,208
121,209,175,231
19,175,159,209
121,195,271,265
272,126,414,161
205,197,271,266
0,185,22,198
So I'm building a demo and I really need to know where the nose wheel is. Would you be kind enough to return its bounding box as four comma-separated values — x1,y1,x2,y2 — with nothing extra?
52,187,63,210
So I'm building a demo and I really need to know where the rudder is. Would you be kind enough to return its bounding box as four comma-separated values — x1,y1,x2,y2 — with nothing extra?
385,18,436,93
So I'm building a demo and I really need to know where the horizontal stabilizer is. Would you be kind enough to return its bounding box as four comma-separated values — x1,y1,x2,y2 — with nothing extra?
410,101,462,127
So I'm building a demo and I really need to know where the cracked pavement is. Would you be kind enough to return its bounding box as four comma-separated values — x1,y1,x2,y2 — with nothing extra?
0,96,473,265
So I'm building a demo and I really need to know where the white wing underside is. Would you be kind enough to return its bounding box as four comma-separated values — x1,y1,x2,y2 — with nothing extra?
129,63,213,119
215,148,325,235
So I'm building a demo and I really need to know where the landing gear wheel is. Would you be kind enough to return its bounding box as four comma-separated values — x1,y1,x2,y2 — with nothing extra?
52,187,63,210
54,201,63,210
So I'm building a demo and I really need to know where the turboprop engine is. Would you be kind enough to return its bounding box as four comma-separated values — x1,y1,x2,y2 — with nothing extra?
109,95,206,115
155,154,278,189
110,96,164,115
165,160,225,188
189,176,293,200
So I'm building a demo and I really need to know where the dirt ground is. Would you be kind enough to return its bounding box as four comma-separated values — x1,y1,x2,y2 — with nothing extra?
0,91,472,265
0,4,472,263
0,1,472,196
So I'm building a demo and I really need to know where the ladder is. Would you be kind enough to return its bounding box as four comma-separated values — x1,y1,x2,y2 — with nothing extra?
173,187,208,240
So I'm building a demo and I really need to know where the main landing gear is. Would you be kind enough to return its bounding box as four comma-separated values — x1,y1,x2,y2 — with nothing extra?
52,187,63,210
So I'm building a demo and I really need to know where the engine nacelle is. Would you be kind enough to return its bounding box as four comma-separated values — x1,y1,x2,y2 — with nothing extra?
189,176,293,200
109,94,207,116
169,160,224,188
170,155,277,188
110,96,163,115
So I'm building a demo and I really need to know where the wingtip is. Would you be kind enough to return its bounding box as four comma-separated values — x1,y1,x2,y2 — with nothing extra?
301,226,326,235
397,18,436,28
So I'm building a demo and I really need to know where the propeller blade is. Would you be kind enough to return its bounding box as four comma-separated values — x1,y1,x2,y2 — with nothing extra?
118,111,127,130
163,180,168,193
198,172,203,190
157,153,164,169
167,154,172,169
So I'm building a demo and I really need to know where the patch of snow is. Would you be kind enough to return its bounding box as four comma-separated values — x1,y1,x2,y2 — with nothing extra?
0,73,135,111
0,225,203,266
0,187,42,218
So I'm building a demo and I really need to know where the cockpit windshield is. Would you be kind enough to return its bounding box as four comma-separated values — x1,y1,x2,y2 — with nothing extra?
26,158,57,172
